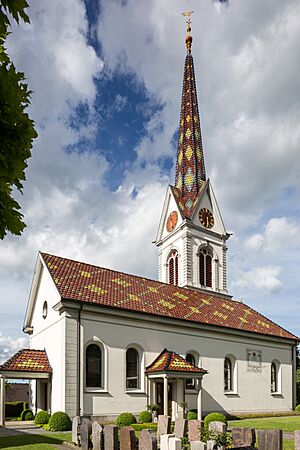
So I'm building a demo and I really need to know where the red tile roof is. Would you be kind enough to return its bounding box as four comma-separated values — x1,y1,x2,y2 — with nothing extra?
0,349,52,374
146,348,207,374
41,253,297,341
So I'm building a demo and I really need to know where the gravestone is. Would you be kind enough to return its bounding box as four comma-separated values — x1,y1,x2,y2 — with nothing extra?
174,418,188,439
191,441,207,450
188,420,202,442
120,426,136,450
295,430,300,450
257,429,283,450
92,421,104,450
157,415,171,440
104,425,119,450
206,440,216,450
80,418,92,450
72,416,81,445
231,447,255,450
169,437,181,450
232,427,256,448
160,434,175,450
208,421,226,434
139,429,157,450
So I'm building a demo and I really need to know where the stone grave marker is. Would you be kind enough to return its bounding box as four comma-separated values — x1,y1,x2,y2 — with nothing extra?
174,418,188,439
160,434,175,450
188,420,202,442
120,426,136,450
157,415,171,440
72,416,81,445
191,441,207,450
92,421,104,450
295,430,300,450
232,427,256,448
206,440,216,450
169,436,181,450
80,418,92,450
208,421,226,434
257,429,283,450
139,429,157,450
104,424,119,450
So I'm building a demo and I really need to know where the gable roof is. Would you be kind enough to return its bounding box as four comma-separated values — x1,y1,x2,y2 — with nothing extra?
146,348,207,374
41,252,297,341
0,349,52,374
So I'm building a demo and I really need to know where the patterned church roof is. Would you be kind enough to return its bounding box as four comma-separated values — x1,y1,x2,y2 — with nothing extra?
41,253,297,341
146,348,207,374
0,349,52,374
174,42,206,218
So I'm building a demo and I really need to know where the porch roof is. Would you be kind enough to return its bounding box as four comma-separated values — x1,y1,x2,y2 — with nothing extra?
0,349,52,379
145,348,208,376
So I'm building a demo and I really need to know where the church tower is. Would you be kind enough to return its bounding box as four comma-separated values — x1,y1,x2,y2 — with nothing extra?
155,15,230,295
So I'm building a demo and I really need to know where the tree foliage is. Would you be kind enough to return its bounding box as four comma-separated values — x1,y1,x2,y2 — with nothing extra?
0,0,37,239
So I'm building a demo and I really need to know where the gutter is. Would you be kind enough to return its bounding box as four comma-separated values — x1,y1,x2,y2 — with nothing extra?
77,304,83,416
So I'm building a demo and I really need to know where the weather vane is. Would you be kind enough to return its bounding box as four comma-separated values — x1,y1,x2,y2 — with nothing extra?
181,11,194,51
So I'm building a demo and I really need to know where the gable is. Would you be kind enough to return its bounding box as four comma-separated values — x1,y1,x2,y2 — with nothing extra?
155,186,183,243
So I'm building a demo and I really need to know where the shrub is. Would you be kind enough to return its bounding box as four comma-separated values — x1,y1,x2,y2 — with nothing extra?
131,423,158,431
21,409,34,421
295,405,300,411
138,411,152,423
5,401,28,418
34,410,50,425
48,411,72,431
204,412,227,429
116,412,137,427
187,411,198,420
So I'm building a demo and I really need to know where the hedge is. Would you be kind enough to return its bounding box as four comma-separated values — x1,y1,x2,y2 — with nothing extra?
5,401,28,418
34,410,50,425
48,411,72,431
204,412,227,429
138,411,152,423
21,409,34,421
116,413,137,427
131,423,158,431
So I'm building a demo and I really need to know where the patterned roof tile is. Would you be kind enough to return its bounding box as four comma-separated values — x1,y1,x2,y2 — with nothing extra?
40,253,298,341
146,348,207,374
0,349,52,374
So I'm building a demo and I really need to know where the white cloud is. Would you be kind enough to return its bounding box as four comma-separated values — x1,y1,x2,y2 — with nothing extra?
0,333,28,365
232,265,282,292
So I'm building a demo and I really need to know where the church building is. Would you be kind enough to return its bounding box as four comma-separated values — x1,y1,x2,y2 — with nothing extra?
0,19,298,423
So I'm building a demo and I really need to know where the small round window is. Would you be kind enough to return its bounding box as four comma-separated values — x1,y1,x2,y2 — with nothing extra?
42,301,48,319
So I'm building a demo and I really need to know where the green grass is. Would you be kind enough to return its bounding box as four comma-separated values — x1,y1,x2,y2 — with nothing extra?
283,440,294,450
0,432,72,449
229,416,300,432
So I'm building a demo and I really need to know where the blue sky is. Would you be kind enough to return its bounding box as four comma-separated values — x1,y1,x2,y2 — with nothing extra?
0,0,300,362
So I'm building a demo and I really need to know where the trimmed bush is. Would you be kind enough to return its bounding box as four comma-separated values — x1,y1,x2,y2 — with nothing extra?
48,411,72,431
116,412,137,427
34,410,50,425
204,412,227,429
21,409,34,421
138,411,152,423
5,401,28,418
187,411,198,420
295,405,300,411
131,423,158,432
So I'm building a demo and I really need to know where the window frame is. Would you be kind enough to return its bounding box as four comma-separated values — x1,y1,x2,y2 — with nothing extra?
185,351,200,391
271,360,281,395
199,246,213,288
84,340,107,393
125,344,144,393
167,249,179,286
224,355,237,395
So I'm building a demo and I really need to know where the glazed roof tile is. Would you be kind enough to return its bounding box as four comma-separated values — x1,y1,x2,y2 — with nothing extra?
0,349,52,373
41,253,297,341
146,348,207,374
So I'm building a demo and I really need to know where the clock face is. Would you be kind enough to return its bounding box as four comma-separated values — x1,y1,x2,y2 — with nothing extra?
166,211,178,232
199,208,214,229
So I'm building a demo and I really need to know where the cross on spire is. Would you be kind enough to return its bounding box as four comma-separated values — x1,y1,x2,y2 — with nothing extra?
181,11,194,51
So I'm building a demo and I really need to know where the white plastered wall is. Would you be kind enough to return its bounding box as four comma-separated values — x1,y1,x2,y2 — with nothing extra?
79,308,293,417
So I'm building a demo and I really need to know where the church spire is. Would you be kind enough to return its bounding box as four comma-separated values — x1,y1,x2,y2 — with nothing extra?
175,14,206,212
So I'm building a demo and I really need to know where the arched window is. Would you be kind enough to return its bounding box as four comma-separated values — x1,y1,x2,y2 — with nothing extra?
186,353,196,389
271,361,280,393
168,250,178,286
126,348,140,389
199,247,212,288
86,344,102,388
224,357,232,391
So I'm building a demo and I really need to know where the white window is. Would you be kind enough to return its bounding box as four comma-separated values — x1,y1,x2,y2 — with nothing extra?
224,355,237,393
199,247,212,288
271,360,281,394
185,353,196,390
86,343,103,388
168,250,179,285
126,348,140,389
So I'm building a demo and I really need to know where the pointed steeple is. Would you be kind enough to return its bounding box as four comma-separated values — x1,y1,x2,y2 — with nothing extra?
175,16,206,213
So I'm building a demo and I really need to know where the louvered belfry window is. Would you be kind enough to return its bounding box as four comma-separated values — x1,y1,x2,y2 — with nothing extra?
168,250,178,285
126,348,139,389
199,248,212,288
86,344,102,388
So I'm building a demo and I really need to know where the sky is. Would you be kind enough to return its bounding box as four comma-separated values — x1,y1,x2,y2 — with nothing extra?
1,0,300,363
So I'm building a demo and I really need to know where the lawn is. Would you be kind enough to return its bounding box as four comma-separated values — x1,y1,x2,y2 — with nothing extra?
229,416,300,433
0,432,72,450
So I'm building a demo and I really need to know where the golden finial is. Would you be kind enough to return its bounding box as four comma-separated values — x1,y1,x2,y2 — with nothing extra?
181,11,194,51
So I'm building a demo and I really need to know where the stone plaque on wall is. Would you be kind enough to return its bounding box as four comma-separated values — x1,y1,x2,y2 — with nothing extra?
247,349,262,372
